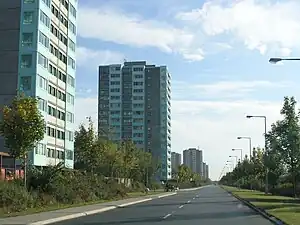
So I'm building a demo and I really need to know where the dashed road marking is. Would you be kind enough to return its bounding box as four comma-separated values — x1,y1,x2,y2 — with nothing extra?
179,205,184,209
187,200,191,203
163,213,172,219
193,197,195,199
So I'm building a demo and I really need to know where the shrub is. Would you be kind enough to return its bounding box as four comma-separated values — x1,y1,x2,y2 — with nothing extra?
0,181,36,213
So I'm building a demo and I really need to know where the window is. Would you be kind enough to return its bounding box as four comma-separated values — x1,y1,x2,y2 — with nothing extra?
110,88,120,92
47,126,65,140
38,98,47,111
134,82,143,86
133,67,143,71
67,93,74,105
69,3,77,18
60,0,69,10
39,31,49,48
66,112,74,123
68,56,75,69
110,81,120,85
22,33,33,46
24,0,35,3
48,105,65,121
67,75,75,87
23,12,34,24
111,74,120,78
35,143,46,155
49,64,66,83
59,33,68,46
20,76,31,91
68,39,75,52
38,53,48,69
68,21,76,35
41,0,50,7
65,150,73,160
51,4,68,28
40,10,50,28
111,96,120,100
67,131,74,141
38,75,47,90
21,54,32,68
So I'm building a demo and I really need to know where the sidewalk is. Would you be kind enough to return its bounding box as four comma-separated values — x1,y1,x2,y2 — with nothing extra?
0,192,176,225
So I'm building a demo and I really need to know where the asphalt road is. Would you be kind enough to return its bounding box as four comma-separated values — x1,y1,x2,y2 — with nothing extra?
52,186,274,225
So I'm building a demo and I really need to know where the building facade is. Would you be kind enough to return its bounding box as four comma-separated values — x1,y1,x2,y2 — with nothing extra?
171,152,181,173
183,148,203,175
98,61,172,180
205,163,209,179
203,162,206,179
0,0,77,168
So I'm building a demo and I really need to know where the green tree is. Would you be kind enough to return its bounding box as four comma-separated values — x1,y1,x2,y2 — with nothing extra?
0,94,45,183
74,119,100,173
177,165,192,183
268,97,300,196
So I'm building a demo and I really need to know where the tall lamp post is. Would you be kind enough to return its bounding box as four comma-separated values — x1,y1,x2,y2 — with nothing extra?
237,136,252,159
226,160,234,171
246,115,268,194
229,155,238,167
232,148,243,162
269,57,300,64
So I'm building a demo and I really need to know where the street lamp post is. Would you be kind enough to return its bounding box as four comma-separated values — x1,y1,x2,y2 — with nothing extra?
229,155,238,167
269,57,300,64
237,136,252,159
232,148,243,161
246,115,268,194
226,160,234,171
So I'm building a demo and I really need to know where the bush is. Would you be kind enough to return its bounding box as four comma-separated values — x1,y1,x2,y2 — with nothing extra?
0,181,36,214
0,164,142,215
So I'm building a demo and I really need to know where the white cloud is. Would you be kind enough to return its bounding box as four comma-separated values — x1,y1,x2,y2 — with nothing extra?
172,80,291,99
176,0,300,55
78,6,204,61
77,47,125,69
75,94,286,180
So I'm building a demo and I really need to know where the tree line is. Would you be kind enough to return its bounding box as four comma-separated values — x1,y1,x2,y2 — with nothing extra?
74,118,160,187
220,96,300,197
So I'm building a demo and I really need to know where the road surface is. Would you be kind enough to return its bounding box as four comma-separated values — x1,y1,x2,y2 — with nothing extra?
53,185,274,225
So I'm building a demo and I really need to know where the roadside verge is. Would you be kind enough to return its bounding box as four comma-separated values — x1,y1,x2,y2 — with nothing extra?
221,186,290,225
0,192,176,225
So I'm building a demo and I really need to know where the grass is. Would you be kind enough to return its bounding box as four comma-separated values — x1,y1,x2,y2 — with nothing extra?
223,186,300,225
0,190,165,218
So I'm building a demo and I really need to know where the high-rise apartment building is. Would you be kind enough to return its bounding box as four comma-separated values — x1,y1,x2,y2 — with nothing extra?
203,162,209,179
0,0,77,168
171,152,181,173
205,163,209,179
183,148,203,175
98,61,172,180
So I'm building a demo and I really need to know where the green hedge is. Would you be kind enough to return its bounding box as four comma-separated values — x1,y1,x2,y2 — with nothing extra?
0,166,142,215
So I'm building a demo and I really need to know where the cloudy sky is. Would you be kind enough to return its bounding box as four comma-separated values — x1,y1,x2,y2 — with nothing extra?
75,0,300,180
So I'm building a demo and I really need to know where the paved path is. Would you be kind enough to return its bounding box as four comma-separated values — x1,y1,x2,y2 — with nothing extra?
52,185,274,225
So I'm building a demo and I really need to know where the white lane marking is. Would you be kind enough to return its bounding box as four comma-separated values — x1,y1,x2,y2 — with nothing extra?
187,200,191,203
193,197,195,199
179,205,184,209
163,213,172,219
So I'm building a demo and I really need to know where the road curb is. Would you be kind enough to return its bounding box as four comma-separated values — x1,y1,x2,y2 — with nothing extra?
220,186,287,225
28,193,177,225
157,192,177,198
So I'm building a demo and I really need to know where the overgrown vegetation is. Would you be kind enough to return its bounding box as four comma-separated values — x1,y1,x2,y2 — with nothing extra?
220,96,300,198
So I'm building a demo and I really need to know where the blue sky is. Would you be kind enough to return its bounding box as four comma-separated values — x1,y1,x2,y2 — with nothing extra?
75,0,300,180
